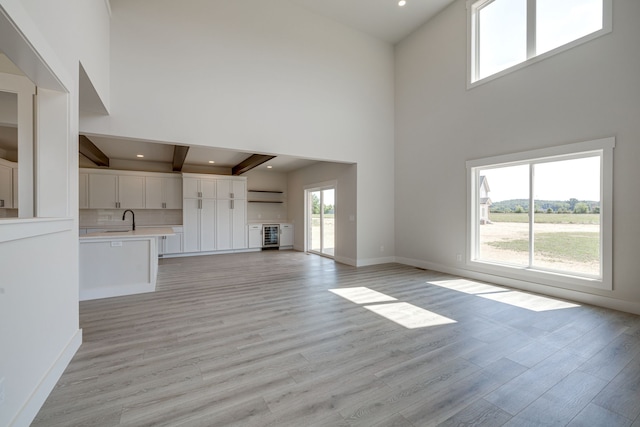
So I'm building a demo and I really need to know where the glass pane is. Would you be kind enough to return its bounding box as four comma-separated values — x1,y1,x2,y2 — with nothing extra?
537,0,603,55
321,188,335,257
477,165,530,266
532,157,600,276
478,0,527,79
309,190,321,253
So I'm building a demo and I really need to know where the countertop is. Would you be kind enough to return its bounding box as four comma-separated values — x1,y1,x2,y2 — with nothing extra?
80,227,176,240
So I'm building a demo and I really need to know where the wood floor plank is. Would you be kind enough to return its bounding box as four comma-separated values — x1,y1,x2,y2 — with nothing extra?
31,251,640,426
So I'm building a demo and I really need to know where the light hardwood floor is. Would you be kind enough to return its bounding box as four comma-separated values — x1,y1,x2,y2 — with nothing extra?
33,251,640,426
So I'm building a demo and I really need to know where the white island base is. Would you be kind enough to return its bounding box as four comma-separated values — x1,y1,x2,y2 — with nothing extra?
79,228,174,301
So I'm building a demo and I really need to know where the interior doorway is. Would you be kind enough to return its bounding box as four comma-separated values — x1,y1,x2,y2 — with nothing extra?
305,183,336,258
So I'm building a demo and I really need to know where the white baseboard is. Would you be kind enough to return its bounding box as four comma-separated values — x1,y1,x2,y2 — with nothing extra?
334,255,357,266
396,256,640,316
356,256,396,267
79,283,155,301
11,329,82,427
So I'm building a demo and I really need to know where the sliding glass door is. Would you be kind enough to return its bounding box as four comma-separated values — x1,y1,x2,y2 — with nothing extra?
306,186,335,257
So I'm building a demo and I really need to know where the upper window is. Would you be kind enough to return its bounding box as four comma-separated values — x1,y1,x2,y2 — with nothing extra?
468,0,611,85
466,137,614,291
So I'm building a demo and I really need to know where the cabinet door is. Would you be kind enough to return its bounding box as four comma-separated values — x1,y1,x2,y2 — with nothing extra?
12,166,17,208
200,199,216,251
145,177,164,209
280,224,294,247
164,177,183,209
164,233,183,254
215,199,232,250
0,165,12,208
201,178,216,199
183,199,200,253
232,200,247,249
232,180,246,199
79,173,88,209
183,177,200,199
89,174,117,208
248,225,262,248
118,175,145,209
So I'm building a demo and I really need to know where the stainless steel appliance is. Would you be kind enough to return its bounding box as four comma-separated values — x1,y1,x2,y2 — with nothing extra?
262,224,280,248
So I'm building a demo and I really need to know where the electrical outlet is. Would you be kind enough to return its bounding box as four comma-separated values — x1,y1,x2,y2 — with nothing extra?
380,245,384,253
456,253,462,262
0,377,5,406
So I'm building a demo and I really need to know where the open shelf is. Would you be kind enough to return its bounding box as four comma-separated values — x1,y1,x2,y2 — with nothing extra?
248,190,283,194
248,200,283,203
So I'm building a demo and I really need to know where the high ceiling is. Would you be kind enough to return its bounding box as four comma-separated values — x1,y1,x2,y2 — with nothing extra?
289,0,456,44
5,1,457,171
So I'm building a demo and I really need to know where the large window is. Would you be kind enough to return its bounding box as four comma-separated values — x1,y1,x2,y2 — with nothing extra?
468,0,611,85
467,137,614,290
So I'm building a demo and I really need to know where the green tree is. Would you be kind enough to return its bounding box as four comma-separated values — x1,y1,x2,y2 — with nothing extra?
324,204,334,214
311,194,320,214
574,202,589,214
514,205,525,214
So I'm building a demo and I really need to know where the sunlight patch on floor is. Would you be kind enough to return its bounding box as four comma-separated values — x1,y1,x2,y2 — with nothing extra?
364,302,457,329
329,287,397,304
428,279,580,312
478,291,580,312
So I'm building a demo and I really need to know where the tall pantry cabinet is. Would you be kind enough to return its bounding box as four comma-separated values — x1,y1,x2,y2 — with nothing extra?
182,174,247,253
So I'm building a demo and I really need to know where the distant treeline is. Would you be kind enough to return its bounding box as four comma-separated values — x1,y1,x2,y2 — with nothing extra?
490,198,600,214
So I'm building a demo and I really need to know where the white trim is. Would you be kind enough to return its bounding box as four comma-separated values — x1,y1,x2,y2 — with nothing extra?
356,256,396,267
467,0,613,89
10,329,82,427
466,137,614,292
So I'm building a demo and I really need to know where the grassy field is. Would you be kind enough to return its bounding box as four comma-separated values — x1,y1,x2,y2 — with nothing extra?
487,231,599,263
489,213,600,224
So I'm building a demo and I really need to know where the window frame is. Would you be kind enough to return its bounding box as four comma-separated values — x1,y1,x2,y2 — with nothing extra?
466,137,614,291
467,0,613,88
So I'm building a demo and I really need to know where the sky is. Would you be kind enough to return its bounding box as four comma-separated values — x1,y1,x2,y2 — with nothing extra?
479,0,603,78
480,156,601,202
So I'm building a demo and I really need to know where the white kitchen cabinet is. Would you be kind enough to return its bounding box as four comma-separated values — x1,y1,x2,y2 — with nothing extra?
88,173,144,209
280,223,294,247
157,231,183,255
183,198,216,253
248,224,262,248
216,178,246,200
0,163,13,208
183,176,216,199
216,198,247,250
145,176,182,209
79,173,88,209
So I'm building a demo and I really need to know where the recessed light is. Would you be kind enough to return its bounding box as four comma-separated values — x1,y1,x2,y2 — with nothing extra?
398,0,406,5
267,165,273,169
208,160,215,164
136,154,144,158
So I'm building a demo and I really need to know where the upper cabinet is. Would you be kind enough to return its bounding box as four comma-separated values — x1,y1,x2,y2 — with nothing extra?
0,161,15,208
145,176,182,209
183,176,216,199
81,169,182,210
216,178,246,200
88,173,144,209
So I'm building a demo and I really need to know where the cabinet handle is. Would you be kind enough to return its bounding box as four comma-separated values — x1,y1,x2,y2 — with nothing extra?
230,192,234,199
0,199,4,207
198,191,202,198
162,202,166,209
198,199,202,209
231,200,234,209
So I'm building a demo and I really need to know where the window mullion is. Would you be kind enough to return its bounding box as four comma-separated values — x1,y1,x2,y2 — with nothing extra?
527,0,536,58
529,163,535,268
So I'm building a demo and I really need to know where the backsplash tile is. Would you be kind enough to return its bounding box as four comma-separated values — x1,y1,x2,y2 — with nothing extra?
80,209,183,227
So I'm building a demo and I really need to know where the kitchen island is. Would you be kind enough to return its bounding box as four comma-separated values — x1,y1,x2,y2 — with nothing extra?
79,227,174,301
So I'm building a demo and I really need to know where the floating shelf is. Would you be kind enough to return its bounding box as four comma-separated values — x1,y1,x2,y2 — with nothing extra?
248,190,283,194
248,200,283,203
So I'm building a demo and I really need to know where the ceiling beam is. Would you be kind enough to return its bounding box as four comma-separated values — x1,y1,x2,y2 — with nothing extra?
79,135,109,167
172,145,189,172
232,154,276,176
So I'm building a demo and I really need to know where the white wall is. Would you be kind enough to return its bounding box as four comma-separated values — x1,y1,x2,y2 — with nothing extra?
80,0,396,264
395,0,640,312
0,0,110,424
288,162,358,265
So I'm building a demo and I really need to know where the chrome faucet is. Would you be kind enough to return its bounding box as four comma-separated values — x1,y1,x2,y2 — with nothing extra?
122,209,136,231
